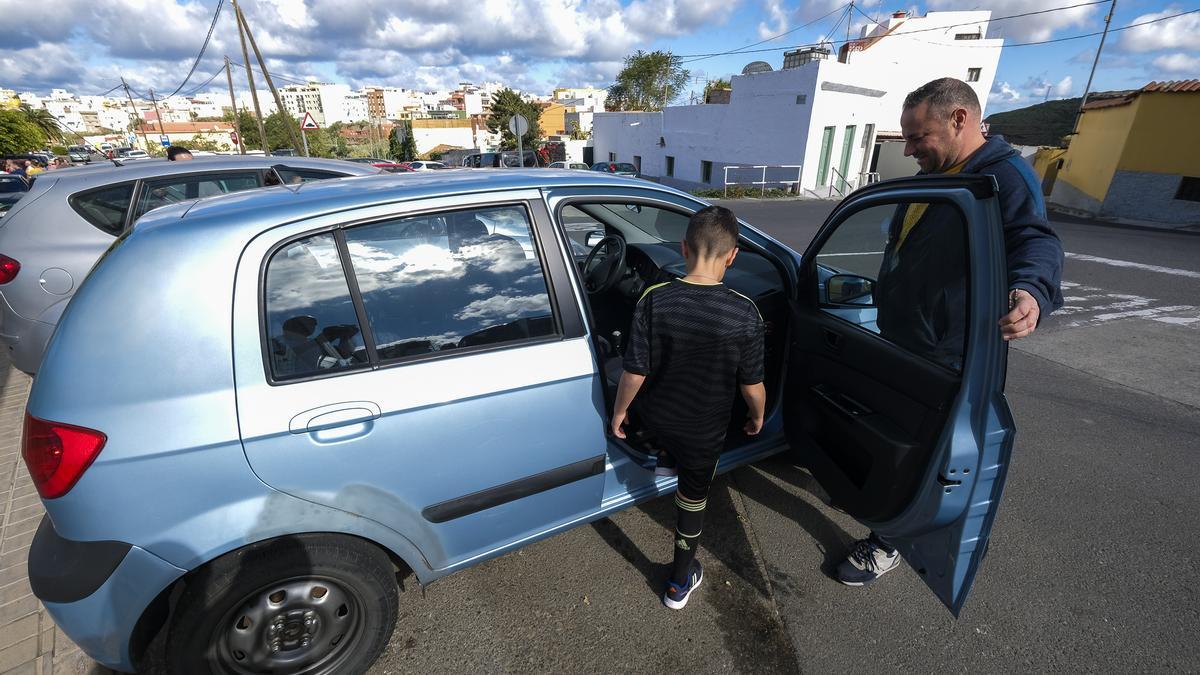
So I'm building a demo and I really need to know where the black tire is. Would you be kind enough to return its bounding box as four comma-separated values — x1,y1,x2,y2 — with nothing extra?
164,534,398,675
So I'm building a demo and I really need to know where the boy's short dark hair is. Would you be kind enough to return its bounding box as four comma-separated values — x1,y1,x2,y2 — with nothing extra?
166,146,193,160
685,205,739,258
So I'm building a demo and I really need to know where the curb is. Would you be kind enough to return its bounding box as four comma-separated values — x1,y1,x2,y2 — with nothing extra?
1047,207,1200,237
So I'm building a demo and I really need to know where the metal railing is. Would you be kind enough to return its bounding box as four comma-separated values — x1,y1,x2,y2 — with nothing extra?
828,166,852,198
722,165,802,198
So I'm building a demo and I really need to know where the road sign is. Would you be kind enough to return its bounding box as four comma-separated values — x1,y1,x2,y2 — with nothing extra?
508,114,529,137
159,135,171,147
126,134,137,146
301,112,320,130
230,131,239,145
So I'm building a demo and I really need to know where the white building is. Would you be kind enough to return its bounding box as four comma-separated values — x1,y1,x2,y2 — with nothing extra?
381,88,423,118
342,93,369,122
592,9,1001,193
554,87,607,112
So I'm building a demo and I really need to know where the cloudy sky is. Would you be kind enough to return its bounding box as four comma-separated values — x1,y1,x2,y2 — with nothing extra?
0,0,1195,113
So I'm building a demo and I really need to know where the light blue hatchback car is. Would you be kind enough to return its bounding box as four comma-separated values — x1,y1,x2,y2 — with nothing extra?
26,170,1016,673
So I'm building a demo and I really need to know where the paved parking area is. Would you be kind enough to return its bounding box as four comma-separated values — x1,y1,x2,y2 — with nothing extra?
0,366,101,675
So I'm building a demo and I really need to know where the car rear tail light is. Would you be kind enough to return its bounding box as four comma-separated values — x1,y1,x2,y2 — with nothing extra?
0,255,18,284
22,413,106,499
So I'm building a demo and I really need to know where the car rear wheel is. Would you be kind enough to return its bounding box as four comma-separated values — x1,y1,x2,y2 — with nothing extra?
165,534,398,675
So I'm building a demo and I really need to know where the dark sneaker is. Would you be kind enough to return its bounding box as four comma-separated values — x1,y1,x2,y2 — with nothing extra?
654,451,677,477
663,560,703,609
836,538,901,586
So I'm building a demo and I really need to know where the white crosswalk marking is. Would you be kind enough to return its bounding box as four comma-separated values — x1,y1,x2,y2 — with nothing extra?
1052,281,1199,329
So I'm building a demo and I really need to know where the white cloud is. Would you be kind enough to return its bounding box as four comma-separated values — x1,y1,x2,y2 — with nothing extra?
988,80,1021,104
925,0,1097,42
1053,75,1074,97
1153,52,1200,73
758,0,788,40
1118,7,1200,53
0,0,738,94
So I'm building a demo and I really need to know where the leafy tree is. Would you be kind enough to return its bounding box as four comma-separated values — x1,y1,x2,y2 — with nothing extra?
486,89,542,150
390,122,417,161
0,110,47,153
18,104,63,143
179,133,229,152
607,50,690,111
704,78,731,99
568,121,590,141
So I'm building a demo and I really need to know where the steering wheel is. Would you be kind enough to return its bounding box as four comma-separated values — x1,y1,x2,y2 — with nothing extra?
581,235,627,294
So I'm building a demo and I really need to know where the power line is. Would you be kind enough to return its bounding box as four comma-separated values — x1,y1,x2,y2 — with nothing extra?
164,0,225,98
675,0,1110,58
180,68,226,97
682,3,848,64
229,60,313,87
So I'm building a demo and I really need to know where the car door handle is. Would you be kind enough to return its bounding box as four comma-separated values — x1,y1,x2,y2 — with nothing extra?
822,328,843,351
289,401,382,434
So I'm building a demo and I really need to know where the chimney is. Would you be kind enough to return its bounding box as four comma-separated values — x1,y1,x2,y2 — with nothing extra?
892,10,906,18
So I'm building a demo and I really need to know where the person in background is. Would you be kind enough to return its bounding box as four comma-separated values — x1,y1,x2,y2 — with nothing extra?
166,146,194,161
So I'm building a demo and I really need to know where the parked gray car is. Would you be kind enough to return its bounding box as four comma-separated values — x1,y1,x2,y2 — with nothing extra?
0,156,379,374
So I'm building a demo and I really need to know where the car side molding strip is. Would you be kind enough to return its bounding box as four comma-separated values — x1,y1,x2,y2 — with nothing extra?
422,454,606,524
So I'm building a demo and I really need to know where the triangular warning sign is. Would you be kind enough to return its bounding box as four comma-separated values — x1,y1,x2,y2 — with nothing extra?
301,112,319,130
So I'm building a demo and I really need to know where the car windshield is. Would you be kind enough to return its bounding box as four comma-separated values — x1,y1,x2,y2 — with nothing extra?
612,163,637,172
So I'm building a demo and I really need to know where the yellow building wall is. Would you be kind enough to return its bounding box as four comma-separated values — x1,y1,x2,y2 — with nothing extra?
412,119,472,129
1031,147,1066,180
1055,101,1137,202
1117,92,1200,176
540,103,571,136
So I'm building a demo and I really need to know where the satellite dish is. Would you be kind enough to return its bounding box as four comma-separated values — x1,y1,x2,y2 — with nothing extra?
742,61,774,75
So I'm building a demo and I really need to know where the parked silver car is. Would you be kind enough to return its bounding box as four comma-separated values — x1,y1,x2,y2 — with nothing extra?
0,156,379,374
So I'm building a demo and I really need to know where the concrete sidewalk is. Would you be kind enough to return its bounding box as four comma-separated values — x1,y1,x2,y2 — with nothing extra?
0,366,104,675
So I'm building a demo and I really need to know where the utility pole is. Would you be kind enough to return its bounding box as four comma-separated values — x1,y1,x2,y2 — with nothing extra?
121,78,150,151
846,1,854,46
235,0,303,155
224,56,245,154
1073,0,1116,134
231,0,269,154
149,88,167,151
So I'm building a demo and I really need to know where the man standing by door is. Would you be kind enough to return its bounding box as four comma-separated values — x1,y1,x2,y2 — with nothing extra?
836,77,1065,586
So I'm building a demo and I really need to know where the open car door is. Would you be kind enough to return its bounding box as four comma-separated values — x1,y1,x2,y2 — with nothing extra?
785,175,1015,614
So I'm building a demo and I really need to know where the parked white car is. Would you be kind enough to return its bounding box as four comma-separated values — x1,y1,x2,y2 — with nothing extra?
549,161,591,170
407,161,445,171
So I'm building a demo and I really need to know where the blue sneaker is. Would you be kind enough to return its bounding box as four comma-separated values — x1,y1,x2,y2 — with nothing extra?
663,560,703,609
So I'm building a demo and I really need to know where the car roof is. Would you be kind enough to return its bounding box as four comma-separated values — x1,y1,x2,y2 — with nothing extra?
135,169,685,243
44,156,379,191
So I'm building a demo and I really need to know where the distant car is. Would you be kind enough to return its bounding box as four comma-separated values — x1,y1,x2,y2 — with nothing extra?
592,162,639,177
406,161,446,171
0,174,30,217
375,163,413,173
272,149,298,157
346,157,390,164
549,161,590,170
2,153,48,168
67,146,91,163
123,150,150,160
0,156,380,374
29,171,1020,673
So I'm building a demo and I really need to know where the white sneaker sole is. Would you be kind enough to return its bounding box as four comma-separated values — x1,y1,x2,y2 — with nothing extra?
837,557,901,587
663,575,702,609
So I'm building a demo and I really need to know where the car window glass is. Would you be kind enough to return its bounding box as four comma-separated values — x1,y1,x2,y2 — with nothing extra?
0,177,27,193
264,233,368,381
814,201,969,372
135,171,262,220
271,167,344,185
594,203,689,244
343,205,557,361
70,182,136,236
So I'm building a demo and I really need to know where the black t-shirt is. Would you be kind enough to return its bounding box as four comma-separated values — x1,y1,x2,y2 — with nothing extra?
623,279,765,454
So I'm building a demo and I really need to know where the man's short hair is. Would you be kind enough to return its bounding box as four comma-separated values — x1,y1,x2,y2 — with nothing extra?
685,205,739,258
166,146,193,160
903,77,981,118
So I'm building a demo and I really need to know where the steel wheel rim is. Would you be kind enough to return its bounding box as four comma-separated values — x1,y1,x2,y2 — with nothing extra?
212,574,365,674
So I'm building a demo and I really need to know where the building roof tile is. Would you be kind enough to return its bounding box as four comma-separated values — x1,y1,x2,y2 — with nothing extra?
1082,80,1200,110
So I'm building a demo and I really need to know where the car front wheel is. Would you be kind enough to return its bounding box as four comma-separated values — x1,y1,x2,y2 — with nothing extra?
164,534,398,675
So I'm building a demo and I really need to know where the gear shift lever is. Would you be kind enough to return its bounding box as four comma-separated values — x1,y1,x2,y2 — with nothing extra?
611,330,623,355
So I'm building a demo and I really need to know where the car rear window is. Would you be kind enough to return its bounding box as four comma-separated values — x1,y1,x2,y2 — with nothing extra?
268,167,347,185
0,177,27,193
134,171,261,220
69,182,136,236
613,163,637,172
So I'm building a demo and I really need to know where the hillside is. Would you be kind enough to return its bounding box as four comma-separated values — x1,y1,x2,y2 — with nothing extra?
985,91,1130,147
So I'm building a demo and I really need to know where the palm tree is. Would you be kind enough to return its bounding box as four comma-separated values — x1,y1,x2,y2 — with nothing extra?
18,104,63,143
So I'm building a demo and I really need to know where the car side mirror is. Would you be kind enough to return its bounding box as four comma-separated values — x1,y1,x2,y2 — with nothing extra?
585,230,606,247
825,274,875,305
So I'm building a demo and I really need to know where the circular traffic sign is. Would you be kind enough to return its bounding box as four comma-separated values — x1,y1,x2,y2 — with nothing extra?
508,114,529,137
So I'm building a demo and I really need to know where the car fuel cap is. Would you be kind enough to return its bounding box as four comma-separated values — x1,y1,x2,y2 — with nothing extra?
38,268,73,295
